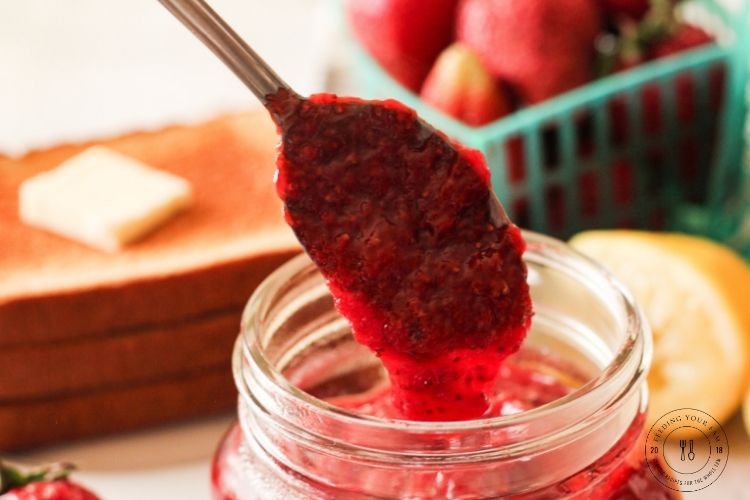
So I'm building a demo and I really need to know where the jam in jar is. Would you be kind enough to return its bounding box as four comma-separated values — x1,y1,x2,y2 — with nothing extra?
212,233,677,499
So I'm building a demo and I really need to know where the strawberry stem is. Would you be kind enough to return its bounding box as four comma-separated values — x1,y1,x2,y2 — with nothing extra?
596,0,685,75
0,461,75,494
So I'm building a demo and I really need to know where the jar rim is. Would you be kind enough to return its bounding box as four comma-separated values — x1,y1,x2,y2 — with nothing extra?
234,231,651,437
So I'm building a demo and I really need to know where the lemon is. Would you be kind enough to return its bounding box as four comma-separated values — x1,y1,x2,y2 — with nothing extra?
570,230,750,425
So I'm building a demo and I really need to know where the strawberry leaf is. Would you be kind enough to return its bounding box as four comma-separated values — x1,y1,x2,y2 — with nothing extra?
0,460,74,494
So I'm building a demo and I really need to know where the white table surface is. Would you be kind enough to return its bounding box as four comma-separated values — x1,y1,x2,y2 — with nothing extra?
4,0,750,498
13,415,234,500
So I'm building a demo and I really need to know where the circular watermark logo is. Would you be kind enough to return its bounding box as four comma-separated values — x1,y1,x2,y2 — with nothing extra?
645,408,728,492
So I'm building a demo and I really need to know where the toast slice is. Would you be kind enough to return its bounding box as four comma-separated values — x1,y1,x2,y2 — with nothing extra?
0,111,300,347
0,368,236,452
0,308,246,401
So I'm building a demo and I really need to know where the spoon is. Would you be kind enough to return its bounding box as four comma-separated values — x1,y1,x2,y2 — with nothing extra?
156,0,509,224
158,0,528,421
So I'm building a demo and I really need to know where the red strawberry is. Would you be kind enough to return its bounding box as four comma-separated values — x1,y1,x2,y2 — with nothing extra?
1,481,99,500
646,23,713,59
456,0,602,104
346,0,459,92
602,0,651,21
420,43,512,127
642,24,714,130
608,22,714,137
606,20,716,210
1,461,99,500
613,159,634,205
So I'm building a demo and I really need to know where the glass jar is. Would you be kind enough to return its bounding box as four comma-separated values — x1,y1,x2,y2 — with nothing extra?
212,232,674,499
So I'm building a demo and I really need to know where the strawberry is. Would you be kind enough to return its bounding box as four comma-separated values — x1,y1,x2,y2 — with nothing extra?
643,24,714,129
605,16,716,207
420,43,511,127
601,0,651,21
456,0,602,104
613,159,634,205
346,0,459,92
645,23,713,59
603,6,714,71
605,18,715,138
1,481,98,500
1,461,99,500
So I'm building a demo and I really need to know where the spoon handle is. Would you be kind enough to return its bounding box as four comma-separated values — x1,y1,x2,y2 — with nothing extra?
158,0,294,104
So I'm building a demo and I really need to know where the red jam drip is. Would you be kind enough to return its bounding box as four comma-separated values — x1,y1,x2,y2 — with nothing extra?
267,90,532,420
329,362,572,419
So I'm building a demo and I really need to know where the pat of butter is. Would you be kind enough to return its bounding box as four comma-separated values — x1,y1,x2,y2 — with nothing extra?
19,146,193,252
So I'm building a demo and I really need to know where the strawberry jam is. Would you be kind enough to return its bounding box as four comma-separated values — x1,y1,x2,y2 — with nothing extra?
212,231,676,498
326,353,574,419
212,343,676,500
267,90,532,420
213,414,676,500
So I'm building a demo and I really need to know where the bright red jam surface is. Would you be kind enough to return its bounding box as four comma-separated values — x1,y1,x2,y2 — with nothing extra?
327,360,572,419
268,90,532,420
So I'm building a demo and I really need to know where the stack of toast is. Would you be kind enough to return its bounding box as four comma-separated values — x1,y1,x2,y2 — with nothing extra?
0,111,300,451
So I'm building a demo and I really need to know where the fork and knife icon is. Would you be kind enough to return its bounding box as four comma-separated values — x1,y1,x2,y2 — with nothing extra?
680,439,696,461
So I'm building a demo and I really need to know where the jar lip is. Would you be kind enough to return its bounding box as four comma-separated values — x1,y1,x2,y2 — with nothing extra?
237,230,651,433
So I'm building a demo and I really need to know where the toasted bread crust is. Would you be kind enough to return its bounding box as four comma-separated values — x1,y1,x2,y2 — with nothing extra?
0,308,245,401
0,369,236,452
0,250,296,347
0,111,300,345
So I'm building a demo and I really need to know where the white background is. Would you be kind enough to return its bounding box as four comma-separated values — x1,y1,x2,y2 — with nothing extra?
0,0,335,157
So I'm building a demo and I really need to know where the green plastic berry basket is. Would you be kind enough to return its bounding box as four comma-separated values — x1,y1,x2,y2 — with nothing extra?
348,0,750,242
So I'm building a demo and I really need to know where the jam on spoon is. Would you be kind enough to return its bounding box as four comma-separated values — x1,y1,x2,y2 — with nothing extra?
268,90,531,420
159,0,532,421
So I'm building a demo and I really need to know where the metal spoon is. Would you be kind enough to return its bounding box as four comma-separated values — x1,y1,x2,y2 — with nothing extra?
156,0,510,224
